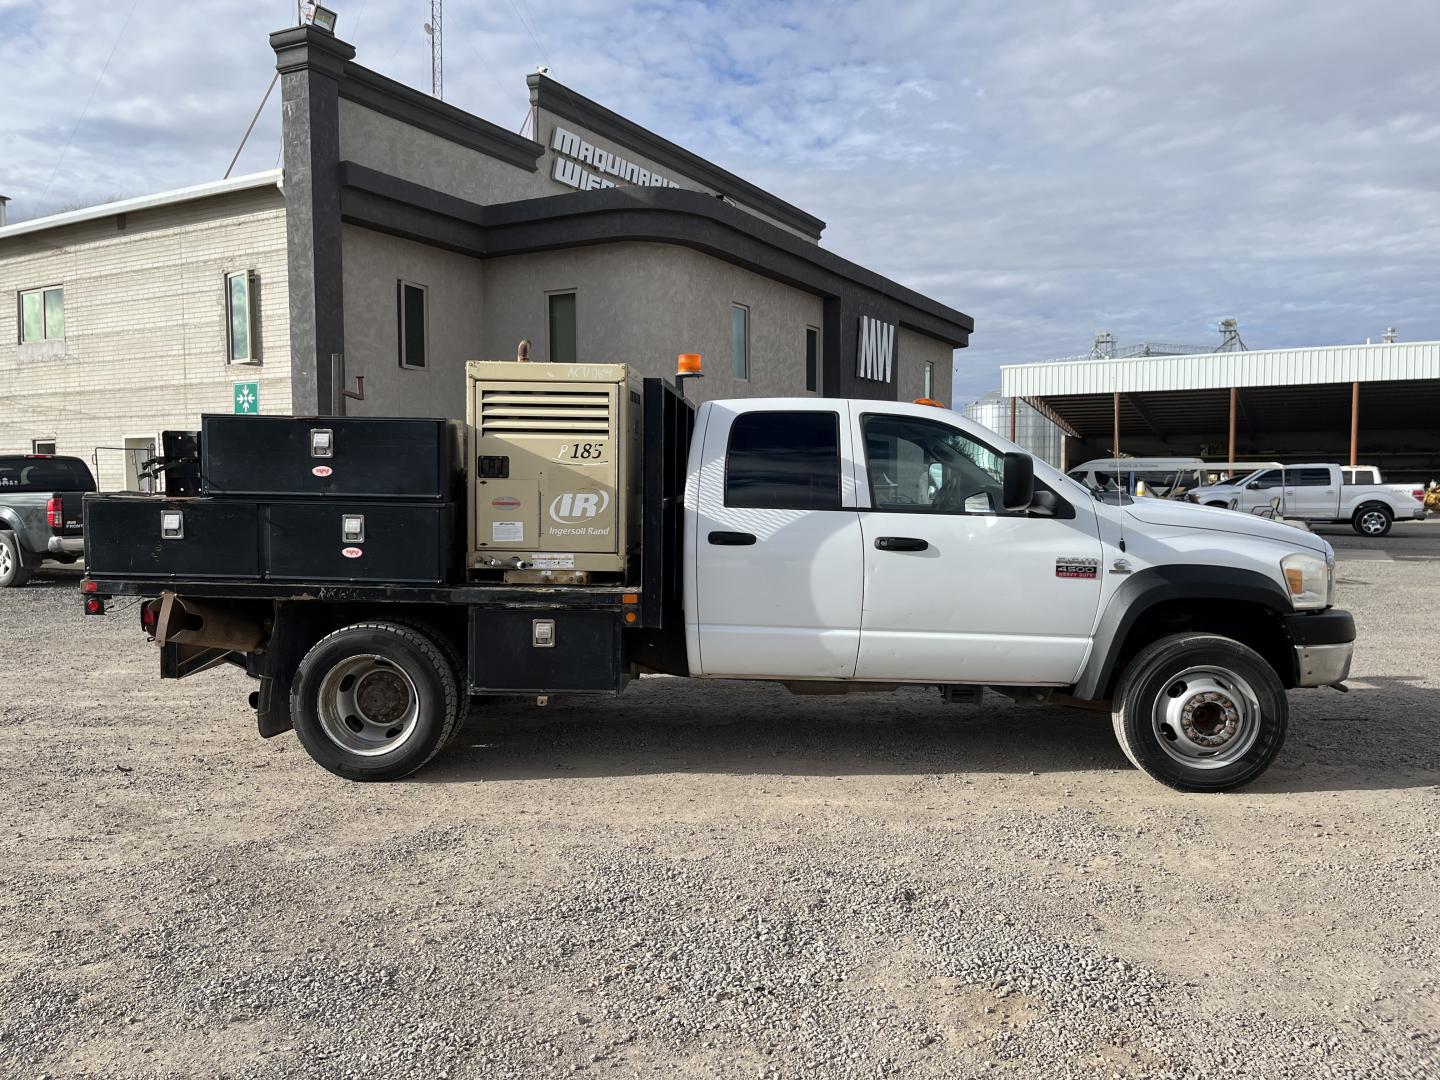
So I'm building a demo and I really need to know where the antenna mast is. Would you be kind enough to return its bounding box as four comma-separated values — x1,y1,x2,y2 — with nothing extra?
425,0,444,100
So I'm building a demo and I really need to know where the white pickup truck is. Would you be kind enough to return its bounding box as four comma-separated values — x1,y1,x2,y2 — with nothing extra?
83,380,1358,794
1188,463,1427,536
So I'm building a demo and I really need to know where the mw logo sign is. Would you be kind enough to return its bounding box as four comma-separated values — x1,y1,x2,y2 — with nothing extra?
856,316,895,383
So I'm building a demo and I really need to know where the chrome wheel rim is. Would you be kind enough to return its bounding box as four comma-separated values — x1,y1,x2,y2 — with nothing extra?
316,654,420,757
1151,665,1261,770
0,541,11,578
1359,511,1387,535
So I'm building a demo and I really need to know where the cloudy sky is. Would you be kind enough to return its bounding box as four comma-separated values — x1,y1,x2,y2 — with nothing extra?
3,0,1438,400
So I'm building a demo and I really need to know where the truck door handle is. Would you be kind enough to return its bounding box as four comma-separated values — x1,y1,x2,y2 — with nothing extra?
708,531,756,546
875,536,928,552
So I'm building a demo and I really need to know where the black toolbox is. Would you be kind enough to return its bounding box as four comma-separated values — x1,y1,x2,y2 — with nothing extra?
85,495,261,579
85,495,453,585
266,501,452,584
201,415,456,501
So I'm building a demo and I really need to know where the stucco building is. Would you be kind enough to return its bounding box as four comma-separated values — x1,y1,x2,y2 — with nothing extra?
0,22,972,488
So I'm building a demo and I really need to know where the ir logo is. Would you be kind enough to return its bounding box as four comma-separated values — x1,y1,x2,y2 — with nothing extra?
549,490,610,523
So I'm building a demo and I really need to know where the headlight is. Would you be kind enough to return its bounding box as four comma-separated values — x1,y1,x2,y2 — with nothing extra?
1282,552,1329,610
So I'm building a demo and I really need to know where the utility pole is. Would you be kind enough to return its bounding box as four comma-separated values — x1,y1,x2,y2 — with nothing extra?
425,0,444,100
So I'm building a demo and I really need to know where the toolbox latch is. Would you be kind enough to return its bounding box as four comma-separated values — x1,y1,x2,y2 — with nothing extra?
341,514,365,543
310,428,334,458
160,511,184,540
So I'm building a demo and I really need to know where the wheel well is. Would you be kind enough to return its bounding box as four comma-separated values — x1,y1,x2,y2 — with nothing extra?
1353,501,1391,517
1205,500,1229,508
1105,598,1294,697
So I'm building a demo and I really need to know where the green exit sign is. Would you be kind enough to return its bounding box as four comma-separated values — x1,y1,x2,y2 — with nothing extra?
233,381,259,414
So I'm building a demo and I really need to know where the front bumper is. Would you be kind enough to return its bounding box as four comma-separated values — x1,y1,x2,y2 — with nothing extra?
46,536,84,557
1283,609,1356,687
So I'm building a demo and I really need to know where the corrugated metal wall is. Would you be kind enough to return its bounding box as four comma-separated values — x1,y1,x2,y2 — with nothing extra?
1000,341,1440,398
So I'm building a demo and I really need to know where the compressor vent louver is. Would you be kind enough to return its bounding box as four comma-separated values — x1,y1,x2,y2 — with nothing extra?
478,389,612,438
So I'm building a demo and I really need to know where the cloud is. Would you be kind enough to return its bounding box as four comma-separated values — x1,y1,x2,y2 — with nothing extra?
2,0,1438,403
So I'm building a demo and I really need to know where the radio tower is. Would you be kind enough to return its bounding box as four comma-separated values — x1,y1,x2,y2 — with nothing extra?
424,0,443,100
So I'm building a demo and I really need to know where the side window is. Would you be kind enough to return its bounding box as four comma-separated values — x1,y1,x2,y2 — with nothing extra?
1293,468,1332,487
725,411,840,510
862,413,1003,514
397,280,428,369
1250,470,1282,489
225,271,260,363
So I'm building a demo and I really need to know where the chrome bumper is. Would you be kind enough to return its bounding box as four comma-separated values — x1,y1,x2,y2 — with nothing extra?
1294,642,1353,687
46,536,83,557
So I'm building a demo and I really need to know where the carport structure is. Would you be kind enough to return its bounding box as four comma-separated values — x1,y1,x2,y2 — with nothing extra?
1000,342,1440,482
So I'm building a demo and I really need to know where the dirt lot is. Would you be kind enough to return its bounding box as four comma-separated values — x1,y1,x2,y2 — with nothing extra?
2,530,1438,1079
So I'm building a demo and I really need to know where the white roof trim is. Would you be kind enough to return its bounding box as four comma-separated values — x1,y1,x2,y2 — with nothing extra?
1001,340,1440,398
0,170,283,241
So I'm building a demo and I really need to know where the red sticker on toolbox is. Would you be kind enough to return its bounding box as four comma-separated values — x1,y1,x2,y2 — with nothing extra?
492,496,521,510
312,465,333,477
341,547,363,559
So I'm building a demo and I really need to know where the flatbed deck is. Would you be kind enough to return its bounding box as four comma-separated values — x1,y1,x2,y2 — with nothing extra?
84,576,638,609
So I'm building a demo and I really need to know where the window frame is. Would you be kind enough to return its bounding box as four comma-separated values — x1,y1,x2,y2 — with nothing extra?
18,284,65,344
723,409,843,511
547,289,578,364
730,302,750,381
804,325,820,393
397,279,429,370
224,270,261,365
859,410,1010,517
923,361,935,400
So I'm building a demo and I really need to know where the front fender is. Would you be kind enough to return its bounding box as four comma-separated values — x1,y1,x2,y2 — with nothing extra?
1072,564,1292,700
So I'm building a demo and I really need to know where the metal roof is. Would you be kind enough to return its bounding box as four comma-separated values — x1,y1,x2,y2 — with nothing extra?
0,170,283,242
1001,341,1440,398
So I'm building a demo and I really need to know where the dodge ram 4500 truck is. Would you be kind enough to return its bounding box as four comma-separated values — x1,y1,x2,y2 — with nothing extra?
1188,463,1427,536
0,454,93,587
81,361,1356,793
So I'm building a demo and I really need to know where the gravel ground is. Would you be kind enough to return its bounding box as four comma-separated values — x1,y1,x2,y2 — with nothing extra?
1,540,1438,1079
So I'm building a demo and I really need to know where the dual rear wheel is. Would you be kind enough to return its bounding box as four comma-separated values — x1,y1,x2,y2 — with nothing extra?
291,621,463,781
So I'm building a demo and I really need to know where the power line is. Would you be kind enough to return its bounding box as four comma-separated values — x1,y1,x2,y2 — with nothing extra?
503,0,553,74
41,0,142,202
224,72,280,179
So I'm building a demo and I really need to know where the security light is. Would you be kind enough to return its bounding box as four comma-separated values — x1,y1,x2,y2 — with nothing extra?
309,4,338,33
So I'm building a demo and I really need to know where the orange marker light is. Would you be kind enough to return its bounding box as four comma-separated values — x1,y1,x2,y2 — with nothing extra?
677,353,703,376
622,593,639,605
913,397,943,408
624,611,638,624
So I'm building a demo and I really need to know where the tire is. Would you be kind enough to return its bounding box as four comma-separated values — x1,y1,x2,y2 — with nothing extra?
1352,504,1392,537
386,617,475,746
1111,633,1288,793
0,533,33,588
290,621,461,781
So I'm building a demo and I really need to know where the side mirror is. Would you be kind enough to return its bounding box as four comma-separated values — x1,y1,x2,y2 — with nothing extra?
1002,452,1035,512
1247,481,1261,490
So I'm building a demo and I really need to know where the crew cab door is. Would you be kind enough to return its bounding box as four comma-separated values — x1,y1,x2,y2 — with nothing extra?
1240,468,1284,513
687,402,864,678
851,406,1104,685
1282,466,1339,518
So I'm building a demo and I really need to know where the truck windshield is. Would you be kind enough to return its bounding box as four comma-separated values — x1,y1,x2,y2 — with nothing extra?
0,457,97,492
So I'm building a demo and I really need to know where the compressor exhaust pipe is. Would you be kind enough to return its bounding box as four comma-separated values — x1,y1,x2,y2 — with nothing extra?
152,592,266,652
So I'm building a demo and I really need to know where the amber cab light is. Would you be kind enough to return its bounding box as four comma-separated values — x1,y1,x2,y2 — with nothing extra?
913,397,943,408
677,353,703,376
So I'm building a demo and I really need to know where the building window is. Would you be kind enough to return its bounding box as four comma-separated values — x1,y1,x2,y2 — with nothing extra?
923,361,935,400
548,292,577,363
225,272,260,363
805,326,819,393
725,411,841,510
32,439,56,455
18,285,64,344
398,280,428,369
731,303,749,380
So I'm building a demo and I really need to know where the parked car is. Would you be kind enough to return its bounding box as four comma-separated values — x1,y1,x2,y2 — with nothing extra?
1067,457,1208,500
0,454,95,586
1186,463,1428,536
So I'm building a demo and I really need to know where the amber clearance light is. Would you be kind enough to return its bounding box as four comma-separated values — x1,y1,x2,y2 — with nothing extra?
677,353,703,376
913,397,943,408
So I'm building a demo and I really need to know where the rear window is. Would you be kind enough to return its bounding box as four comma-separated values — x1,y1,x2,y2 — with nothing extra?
0,456,97,492
725,411,842,510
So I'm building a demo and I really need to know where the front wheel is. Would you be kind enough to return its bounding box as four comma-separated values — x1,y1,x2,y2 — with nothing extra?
1112,633,1287,792
1352,505,1392,537
290,621,461,781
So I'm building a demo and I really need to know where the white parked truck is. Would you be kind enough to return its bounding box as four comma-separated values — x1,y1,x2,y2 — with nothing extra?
82,361,1356,793
1187,463,1428,536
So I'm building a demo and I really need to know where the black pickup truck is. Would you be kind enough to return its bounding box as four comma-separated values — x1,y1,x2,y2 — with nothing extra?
0,454,94,587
